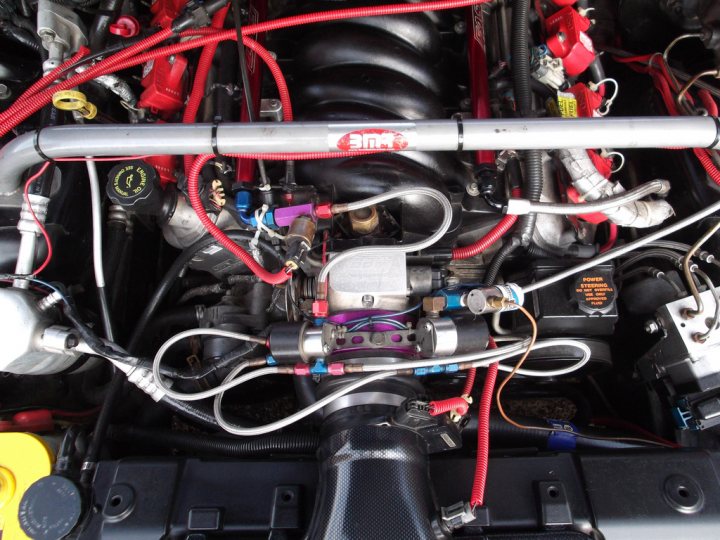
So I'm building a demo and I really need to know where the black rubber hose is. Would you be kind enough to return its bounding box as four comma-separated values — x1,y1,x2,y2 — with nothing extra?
103,224,129,294
294,376,321,422
526,242,557,258
88,0,123,52
80,372,124,485
108,425,320,456
126,231,283,352
511,0,532,116
0,21,41,53
483,236,521,284
159,397,222,430
55,425,81,475
83,233,280,473
465,414,651,449
511,0,543,248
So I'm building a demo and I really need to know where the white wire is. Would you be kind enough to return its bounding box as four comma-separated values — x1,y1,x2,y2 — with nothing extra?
152,328,266,401
605,151,626,174
592,78,619,116
213,369,397,437
86,159,105,288
356,338,590,377
469,339,592,377
210,339,590,437
358,339,531,372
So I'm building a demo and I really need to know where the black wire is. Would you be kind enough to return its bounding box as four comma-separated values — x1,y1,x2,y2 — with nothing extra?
228,0,269,185
229,0,253,122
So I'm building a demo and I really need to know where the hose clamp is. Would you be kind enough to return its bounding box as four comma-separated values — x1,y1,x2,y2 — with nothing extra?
211,116,222,157
33,128,54,163
707,116,720,150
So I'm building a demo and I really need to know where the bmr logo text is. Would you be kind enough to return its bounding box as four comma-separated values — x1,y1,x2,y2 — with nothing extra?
337,129,409,151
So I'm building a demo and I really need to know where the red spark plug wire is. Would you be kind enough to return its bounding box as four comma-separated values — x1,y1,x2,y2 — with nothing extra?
0,27,174,136
451,188,522,260
183,6,230,175
0,0,492,137
470,337,498,509
451,215,518,260
187,154,291,285
428,397,470,417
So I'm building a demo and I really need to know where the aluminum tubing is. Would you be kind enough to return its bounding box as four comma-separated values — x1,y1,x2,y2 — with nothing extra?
505,179,671,215
1,116,719,194
463,116,720,150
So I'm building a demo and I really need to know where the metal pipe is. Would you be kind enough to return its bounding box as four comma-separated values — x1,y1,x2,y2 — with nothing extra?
1,117,719,194
506,180,670,216
318,187,452,290
522,197,720,294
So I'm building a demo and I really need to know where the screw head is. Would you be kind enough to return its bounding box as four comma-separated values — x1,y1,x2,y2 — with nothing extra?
361,295,374,308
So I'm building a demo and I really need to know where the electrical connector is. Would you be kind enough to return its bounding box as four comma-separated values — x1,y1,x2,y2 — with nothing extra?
441,501,476,531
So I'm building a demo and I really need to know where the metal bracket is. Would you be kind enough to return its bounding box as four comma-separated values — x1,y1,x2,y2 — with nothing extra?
537,481,573,527
268,485,302,540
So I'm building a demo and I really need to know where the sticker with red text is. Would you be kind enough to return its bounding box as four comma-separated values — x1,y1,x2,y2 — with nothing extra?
333,128,413,152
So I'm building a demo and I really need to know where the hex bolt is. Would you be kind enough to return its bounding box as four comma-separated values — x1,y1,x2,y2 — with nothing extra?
466,182,480,197
644,320,660,334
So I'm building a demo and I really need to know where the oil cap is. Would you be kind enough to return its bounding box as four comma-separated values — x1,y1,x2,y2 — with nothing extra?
18,475,82,539
106,160,163,213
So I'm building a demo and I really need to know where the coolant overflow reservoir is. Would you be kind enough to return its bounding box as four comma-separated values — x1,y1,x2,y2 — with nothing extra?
0,433,53,540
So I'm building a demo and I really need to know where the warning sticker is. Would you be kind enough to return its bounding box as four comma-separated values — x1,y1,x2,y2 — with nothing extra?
574,274,615,312
557,92,579,118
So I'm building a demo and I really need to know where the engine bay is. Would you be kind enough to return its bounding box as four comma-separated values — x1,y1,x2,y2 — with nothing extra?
1,0,720,538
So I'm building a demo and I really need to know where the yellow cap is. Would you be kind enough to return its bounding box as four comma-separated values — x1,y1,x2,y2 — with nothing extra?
0,433,54,540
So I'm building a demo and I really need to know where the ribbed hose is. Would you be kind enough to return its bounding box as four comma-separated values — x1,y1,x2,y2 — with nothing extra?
511,0,542,248
0,0,491,136
0,21,41,53
108,425,320,455
483,236,520,284
0,28,175,136
470,362,497,507
451,215,518,260
487,414,648,449
183,7,229,175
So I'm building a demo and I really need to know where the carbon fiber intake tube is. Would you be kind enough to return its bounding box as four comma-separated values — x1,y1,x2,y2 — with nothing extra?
306,424,448,540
